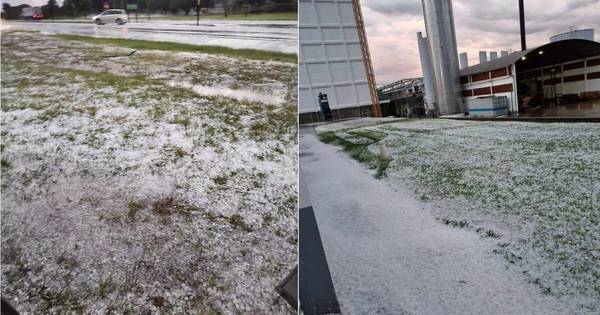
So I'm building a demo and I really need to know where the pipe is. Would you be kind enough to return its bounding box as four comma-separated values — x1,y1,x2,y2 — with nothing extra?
479,51,487,64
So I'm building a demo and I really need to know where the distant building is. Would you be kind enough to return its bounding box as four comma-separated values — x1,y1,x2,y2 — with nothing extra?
377,78,426,117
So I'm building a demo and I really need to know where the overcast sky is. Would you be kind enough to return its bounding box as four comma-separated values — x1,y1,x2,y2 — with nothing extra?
362,0,600,84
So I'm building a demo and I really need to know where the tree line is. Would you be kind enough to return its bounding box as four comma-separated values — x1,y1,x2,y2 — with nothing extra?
2,0,296,19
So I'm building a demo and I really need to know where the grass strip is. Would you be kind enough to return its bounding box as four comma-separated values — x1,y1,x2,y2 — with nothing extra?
319,131,390,178
53,34,297,63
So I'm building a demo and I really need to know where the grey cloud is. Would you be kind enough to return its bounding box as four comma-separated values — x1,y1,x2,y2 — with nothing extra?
364,0,422,16
364,0,600,82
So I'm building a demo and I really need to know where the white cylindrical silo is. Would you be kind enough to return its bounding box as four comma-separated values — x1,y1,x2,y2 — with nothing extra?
417,32,438,113
479,51,487,64
459,52,468,70
421,0,463,115
490,51,498,60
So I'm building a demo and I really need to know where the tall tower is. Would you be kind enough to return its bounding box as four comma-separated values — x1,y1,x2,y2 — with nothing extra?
417,32,438,114
421,0,463,115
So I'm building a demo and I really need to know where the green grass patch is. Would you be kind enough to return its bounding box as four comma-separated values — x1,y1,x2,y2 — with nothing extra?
228,214,252,232
1,159,11,169
53,34,297,63
319,131,390,178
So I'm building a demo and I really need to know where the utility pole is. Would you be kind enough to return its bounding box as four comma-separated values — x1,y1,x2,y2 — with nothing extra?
196,0,201,26
352,0,381,117
146,0,150,20
519,0,526,50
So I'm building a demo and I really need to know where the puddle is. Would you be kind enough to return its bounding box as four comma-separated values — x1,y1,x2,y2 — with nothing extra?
168,81,284,105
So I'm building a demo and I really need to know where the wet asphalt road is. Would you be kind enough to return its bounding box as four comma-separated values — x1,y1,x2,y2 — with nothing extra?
3,20,297,53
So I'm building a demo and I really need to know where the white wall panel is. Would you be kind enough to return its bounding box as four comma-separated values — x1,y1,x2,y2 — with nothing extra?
339,3,355,23
335,85,358,105
319,3,340,24
302,44,326,60
299,64,310,86
346,43,362,58
326,44,347,59
356,83,371,103
299,4,318,24
299,89,315,111
322,27,343,41
300,28,321,41
350,60,366,80
329,61,352,82
307,63,330,84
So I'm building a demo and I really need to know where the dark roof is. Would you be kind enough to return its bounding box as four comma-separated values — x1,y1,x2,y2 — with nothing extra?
459,50,529,76
516,39,600,71
459,39,600,76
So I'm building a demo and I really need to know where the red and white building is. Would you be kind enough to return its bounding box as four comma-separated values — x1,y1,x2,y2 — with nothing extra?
459,39,600,115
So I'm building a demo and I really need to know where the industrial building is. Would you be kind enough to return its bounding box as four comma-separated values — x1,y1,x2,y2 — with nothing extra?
416,0,600,118
298,0,380,124
378,78,426,117
459,39,600,117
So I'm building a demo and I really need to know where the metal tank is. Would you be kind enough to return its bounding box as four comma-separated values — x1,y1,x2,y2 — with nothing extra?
459,52,468,69
417,32,438,113
421,0,463,115
500,50,509,57
479,51,487,64
490,51,498,60
550,29,594,42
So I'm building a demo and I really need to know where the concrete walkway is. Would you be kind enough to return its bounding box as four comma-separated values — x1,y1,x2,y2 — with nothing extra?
299,127,573,315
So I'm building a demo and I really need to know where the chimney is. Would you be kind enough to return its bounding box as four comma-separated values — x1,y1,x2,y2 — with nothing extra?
459,52,468,69
479,51,487,64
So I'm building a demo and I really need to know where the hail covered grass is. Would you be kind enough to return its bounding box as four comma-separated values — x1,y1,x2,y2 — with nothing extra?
318,119,600,312
1,30,297,314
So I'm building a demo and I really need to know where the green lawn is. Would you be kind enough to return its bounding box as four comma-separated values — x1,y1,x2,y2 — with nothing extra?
53,34,297,63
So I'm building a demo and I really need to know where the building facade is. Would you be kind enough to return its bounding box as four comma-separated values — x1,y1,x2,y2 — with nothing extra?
299,0,373,123
459,39,600,116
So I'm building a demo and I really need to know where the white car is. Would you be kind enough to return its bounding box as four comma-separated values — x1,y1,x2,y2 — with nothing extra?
93,9,128,25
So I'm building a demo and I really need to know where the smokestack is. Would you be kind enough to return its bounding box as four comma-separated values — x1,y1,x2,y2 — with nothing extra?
490,51,498,60
519,0,526,50
459,52,468,70
417,32,438,113
421,0,463,115
501,50,509,57
479,51,487,64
